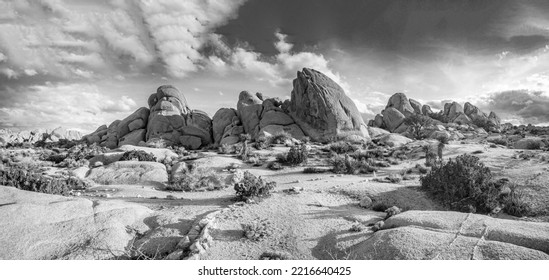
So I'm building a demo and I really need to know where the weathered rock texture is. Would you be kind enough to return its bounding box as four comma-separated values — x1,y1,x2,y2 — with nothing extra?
84,85,213,149
371,92,501,135
288,68,370,142
1,127,82,147
353,211,549,260
0,186,152,259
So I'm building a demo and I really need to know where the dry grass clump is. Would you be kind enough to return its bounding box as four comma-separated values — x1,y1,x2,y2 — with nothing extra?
276,144,308,166
242,219,272,241
329,154,377,175
234,171,276,202
166,165,225,192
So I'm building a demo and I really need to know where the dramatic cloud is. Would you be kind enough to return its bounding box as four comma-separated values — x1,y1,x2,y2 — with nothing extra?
479,90,549,124
1,0,549,131
0,0,248,80
0,83,138,131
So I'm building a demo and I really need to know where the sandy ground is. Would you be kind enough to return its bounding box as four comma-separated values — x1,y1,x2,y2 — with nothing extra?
19,140,546,259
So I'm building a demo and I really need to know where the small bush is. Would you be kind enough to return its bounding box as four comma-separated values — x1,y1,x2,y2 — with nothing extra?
119,150,157,162
349,223,365,232
303,167,327,174
436,134,449,145
0,167,90,195
234,171,276,202
330,154,376,175
259,251,292,260
277,144,308,166
238,140,251,161
242,220,271,241
167,167,225,192
423,146,438,167
325,141,361,154
267,161,284,171
472,117,494,132
404,114,432,139
420,154,499,213
268,131,292,145
525,141,542,150
246,154,265,166
501,185,534,217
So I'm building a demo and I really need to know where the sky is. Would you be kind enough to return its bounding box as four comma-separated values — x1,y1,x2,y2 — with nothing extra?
1,0,549,133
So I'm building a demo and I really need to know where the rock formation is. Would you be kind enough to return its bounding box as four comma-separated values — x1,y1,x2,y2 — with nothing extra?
0,127,82,147
84,85,213,150
371,92,501,136
288,68,370,142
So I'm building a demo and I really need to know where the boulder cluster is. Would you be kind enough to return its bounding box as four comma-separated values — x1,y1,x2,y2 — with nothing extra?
369,92,501,135
0,127,81,147
84,68,371,149
83,85,213,150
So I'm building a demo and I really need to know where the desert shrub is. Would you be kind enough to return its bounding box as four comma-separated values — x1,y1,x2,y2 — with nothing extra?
119,150,157,162
325,141,361,154
404,114,433,139
276,144,308,166
525,141,542,150
330,154,376,175
428,111,446,123
350,150,370,161
385,206,402,219
253,136,270,150
246,154,265,166
259,251,292,260
420,154,499,213
349,223,365,232
238,140,251,161
303,167,327,174
242,219,272,241
266,161,284,171
234,171,276,202
436,134,449,145
267,131,292,145
167,167,225,192
472,117,494,132
423,146,438,167
44,153,67,164
0,167,90,195
501,184,534,217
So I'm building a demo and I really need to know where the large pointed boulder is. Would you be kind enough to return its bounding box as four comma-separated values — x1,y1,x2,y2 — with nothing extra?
409,98,422,115
236,91,263,139
382,107,406,132
212,108,239,144
386,93,415,117
288,68,370,142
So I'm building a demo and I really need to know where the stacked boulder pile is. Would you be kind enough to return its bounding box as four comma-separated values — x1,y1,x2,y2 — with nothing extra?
369,92,501,139
84,85,213,150
84,68,371,149
0,127,82,147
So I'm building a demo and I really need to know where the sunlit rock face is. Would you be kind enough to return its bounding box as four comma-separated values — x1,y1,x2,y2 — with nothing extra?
84,85,213,149
288,68,370,142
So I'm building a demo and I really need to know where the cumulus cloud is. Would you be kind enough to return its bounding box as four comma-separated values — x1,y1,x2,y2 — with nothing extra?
0,83,139,132
478,90,549,124
0,0,248,80
206,30,348,92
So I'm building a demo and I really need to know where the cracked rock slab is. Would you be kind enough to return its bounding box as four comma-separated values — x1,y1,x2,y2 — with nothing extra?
0,186,153,259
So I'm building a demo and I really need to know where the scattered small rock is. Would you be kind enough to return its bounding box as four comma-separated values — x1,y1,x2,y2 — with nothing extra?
359,196,373,208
